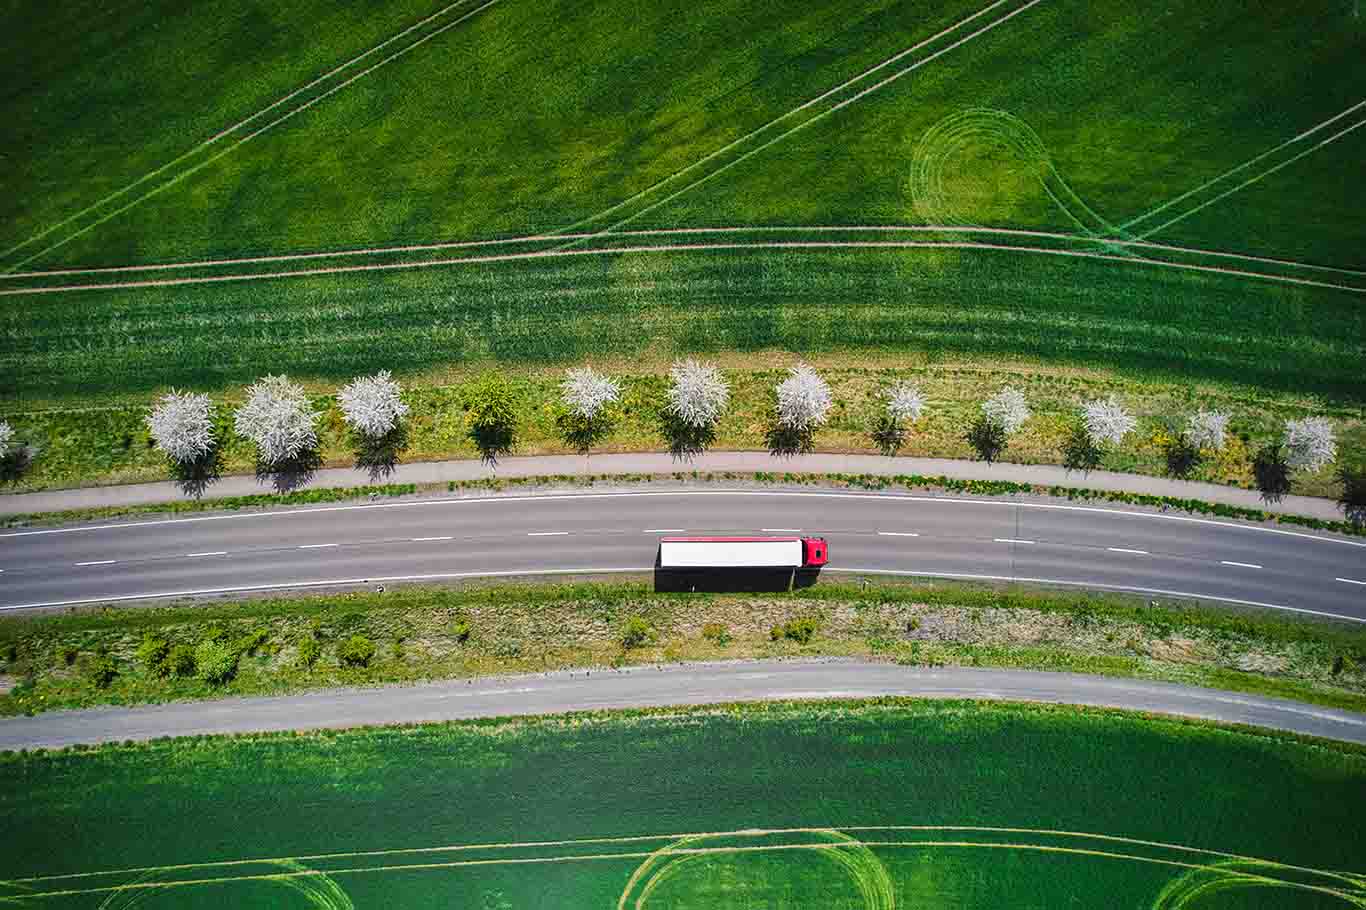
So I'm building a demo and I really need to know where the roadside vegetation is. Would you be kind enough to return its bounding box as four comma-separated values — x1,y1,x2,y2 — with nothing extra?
3,580,1365,717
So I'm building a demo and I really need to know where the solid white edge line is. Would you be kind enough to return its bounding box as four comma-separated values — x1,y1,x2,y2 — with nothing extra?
74,560,115,566
994,538,1035,545
823,568,1366,624
878,531,920,537
1106,547,1149,555
1337,577,1366,586
0,568,654,611
1220,560,1263,569
527,531,569,537
2,490,1360,549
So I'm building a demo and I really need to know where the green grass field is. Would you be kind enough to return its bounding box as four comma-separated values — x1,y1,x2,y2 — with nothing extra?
2,0,1363,405
2,702,1364,907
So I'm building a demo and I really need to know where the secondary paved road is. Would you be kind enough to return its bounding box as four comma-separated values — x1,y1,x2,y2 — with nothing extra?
4,660,1364,750
1,489,1363,619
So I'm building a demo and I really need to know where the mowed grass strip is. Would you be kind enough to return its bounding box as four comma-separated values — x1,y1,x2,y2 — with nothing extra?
0,700,1362,907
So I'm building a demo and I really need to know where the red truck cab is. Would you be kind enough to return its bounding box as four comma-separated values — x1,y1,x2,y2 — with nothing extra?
802,537,828,567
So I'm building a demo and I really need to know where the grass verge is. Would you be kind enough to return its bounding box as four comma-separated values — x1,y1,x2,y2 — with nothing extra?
3,580,1364,717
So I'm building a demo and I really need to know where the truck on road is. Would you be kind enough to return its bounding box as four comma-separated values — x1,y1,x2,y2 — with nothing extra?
657,536,828,569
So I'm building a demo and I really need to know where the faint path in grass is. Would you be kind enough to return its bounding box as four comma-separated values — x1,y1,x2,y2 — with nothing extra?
1,0,501,273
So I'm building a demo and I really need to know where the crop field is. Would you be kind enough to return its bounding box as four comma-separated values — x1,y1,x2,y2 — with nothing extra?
2,702,1364,908
2,0,1364,404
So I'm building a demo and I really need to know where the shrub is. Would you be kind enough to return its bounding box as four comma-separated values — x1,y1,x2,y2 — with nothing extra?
165,644,197,678
702,622,732,647
234,375,319,469
464,371,518,462
965,414,1008,463
771,615,821,645
194,640,239,685
1062,420,1104,473
620,616,653,649
776,365,832,431
59,645,79,666
1337,463,1366,529
451,621,472,644
295,636,322,669
84,653,118,689
1253,442,1293,503
338,370,409,438
337,635,377,668
136,634,171,677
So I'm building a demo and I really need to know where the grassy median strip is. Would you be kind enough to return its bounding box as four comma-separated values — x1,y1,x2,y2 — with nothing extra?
2,580,1364,717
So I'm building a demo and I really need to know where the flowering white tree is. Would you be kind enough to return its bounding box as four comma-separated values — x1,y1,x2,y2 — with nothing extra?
981,387,1030,435
666,359,729,429
338,370,409,438
561,366,621,420
885,381,925,425
234,375,319,468
776,365,833,430
1284,416,1336,472
1081,397,1136,447
1186,410,1229,451
146,390,215,464
0,419,12,460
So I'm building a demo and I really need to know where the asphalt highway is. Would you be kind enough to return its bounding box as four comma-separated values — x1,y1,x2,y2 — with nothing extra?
3,660,1364,749
1,489,1364,619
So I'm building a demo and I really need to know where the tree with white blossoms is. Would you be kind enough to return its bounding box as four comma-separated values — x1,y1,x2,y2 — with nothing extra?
557,366,620,453
981,387,1030,435
1284,416,1336,472
1081,397,1136,447
338,371,409,439
873,381,925,456
666,359,729,430
146,390,215,465
560,366,620,420
1185,410,1229,451
776,365,832,431
234,375,319,469
0,419,12,461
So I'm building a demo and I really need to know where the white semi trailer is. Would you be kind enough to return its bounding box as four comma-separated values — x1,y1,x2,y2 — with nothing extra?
657,536,828,569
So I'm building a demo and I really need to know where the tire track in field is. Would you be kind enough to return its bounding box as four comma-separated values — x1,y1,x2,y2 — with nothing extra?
2,234,1363,297
5,224,1362,282
1113,99,1366,239
552,0,1037,240
1,0,500,274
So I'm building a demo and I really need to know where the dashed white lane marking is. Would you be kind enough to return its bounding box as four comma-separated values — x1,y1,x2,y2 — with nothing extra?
184,551,227,558
994,538,1035,545
298,543,338,550
762,528,802,532
643,528,685,533
878,531,921,537
1337,577,1366,586
1221,560,1262,569
1107,547,1149,555
527,531,569,537
411,536,453,542
75,560,116,566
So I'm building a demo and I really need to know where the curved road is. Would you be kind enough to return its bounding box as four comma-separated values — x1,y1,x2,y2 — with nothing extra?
3,660,1365,750
1,489,1363,619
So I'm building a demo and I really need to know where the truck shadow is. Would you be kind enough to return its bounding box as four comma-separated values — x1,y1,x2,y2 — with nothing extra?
653,567,822,594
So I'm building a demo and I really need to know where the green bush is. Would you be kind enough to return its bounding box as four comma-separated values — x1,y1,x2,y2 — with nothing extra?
620,616,653,649
771,615,821,645
701,622,732,647
337,635,377,668
136,634,171,676
59,645,79,666
451,620,472,644
232,629,270,657
194,640,239,686
83,653,118,689
295,636,322,669
165,644,196,678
